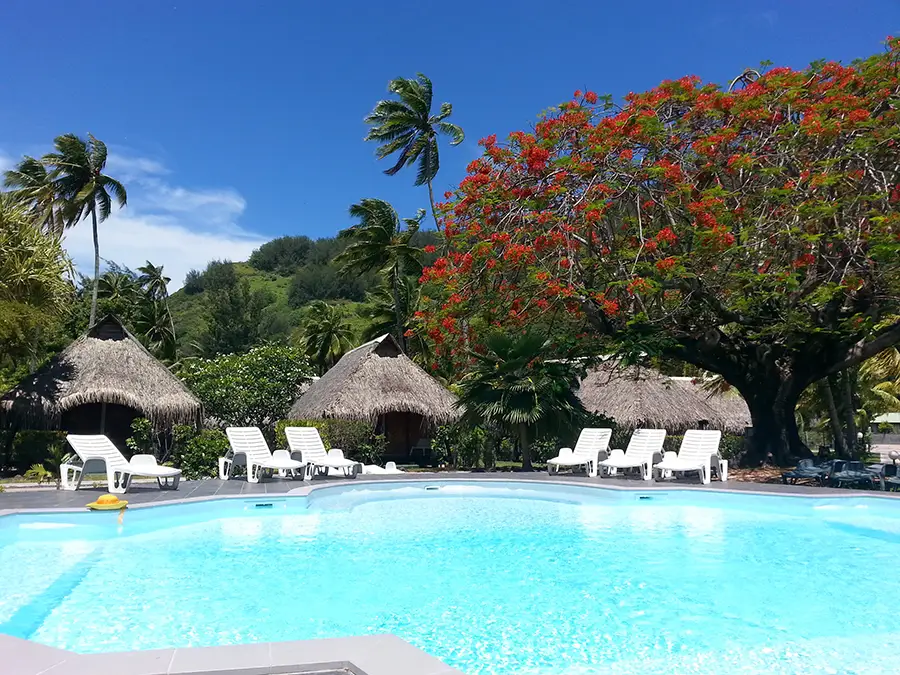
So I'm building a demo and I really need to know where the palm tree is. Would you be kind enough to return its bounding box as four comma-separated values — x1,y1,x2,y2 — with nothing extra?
861,346,900,413
96,271,139,303
138,261,176,349
43,133,127,327
3,157,71,235
134,299,176,362
336,199,424,350
456,331,586,471
300,301,355,374
364,74,464,227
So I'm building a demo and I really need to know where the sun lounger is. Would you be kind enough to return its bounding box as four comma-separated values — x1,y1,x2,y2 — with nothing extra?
361,461,404,475
63,434,182,494
653,430,724,484
284,426,361,479
220,427,306,483
547,428,612,477
831,460,882,490
598,428,667,480
781,458,830,485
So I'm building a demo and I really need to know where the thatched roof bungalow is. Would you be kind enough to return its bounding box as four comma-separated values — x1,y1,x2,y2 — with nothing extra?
577,362,751,434
288,335,457,459
0,315,201,446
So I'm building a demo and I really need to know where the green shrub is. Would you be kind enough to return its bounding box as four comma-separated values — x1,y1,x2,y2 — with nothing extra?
529,436,562,464
126,418,156,457
356,434,388,465
172,429,229,479
10,431,67,473
878,422,895,435
719,434,744,460
431,423,491,469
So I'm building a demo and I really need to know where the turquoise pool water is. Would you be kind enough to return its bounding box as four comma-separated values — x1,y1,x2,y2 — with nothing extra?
2,482,900,675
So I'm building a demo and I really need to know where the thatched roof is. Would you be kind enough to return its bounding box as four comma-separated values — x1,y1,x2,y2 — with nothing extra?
288,335,458,424
576,362,751,434
0,315,202,430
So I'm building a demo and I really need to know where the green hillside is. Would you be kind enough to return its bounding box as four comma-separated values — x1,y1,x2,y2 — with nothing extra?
169,231,439,355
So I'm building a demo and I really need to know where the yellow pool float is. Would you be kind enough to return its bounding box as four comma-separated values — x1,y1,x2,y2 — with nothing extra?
86,494,128,511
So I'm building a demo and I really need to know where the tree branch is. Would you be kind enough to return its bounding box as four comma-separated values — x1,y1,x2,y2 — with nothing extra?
824,319,900,375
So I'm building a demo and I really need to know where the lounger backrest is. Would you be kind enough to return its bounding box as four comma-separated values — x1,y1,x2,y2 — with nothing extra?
624,428,667,460
66,435,130,470
677,430,722,463
284,426,328,463
573,428,612,458
225,427,273,462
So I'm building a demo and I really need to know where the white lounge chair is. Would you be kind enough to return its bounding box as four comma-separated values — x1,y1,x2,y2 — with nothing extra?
653,429,724,484
598,428,667,480
284,426,361,479
547,428,612,477
221,427,306,483
62,434,182,494
361,461,404,475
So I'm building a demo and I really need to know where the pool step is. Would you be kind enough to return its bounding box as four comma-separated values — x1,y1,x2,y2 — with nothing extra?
0,547,102,639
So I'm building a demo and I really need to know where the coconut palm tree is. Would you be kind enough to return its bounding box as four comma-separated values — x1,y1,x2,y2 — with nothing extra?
456,331,586,471
364,74,464,227
138,261,176,349
300,301,355,374
134,299,176,362
336,199,424,350
96,270,139,303
3,157,71,235
42,133,127,327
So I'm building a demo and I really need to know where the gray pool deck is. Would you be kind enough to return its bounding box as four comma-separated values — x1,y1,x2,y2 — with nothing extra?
2,471,898,675
1,469,897,512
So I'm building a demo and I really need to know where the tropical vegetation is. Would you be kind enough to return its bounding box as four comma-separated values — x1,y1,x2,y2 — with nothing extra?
417,43,900,464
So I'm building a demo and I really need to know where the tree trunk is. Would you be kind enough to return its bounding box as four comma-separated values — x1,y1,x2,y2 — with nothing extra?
518,424,532,471
740,384,808,466
427,180,440,230
822,376,847,456
390,266,406,352
89,208,100,327
841,371,858,456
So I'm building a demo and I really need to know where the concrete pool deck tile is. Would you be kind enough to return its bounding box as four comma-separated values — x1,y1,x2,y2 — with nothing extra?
40,648,176,675
167,642,274,675
0,634,72,675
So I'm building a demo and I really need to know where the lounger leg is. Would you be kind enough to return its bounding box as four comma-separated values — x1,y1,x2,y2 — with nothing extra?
700,466,710,485
247,462,259,484
107,469,127,494
218,453,235,480
642,462,652,481
157,475,180,490
61,463,82,491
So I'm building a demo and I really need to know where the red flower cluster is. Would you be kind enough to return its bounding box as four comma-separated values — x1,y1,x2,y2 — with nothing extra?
655,257,677,272
656,227,677,245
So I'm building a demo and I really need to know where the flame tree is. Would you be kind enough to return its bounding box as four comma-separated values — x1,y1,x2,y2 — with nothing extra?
418,40,900,464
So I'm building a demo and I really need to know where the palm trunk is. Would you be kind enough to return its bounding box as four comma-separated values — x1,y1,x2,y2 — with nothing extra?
518,424,532,471
390,267,406,352
823,377,846,456
841,372,859,456
89,208,100,327
427,180,440,230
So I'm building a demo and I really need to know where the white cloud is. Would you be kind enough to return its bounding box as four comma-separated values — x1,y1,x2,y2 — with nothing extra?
62,153,266,292
0,151,14,173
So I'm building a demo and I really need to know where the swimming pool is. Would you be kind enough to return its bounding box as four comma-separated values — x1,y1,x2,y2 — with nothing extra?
2,480,900,675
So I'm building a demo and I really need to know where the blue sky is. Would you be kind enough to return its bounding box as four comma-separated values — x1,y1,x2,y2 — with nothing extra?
0,1,896,289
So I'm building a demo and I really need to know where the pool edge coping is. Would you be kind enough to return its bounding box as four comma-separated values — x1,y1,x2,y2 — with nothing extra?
2,473,900,520
1,632,465,675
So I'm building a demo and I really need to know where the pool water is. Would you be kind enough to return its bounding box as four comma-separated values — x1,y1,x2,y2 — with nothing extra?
2,482,900,675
